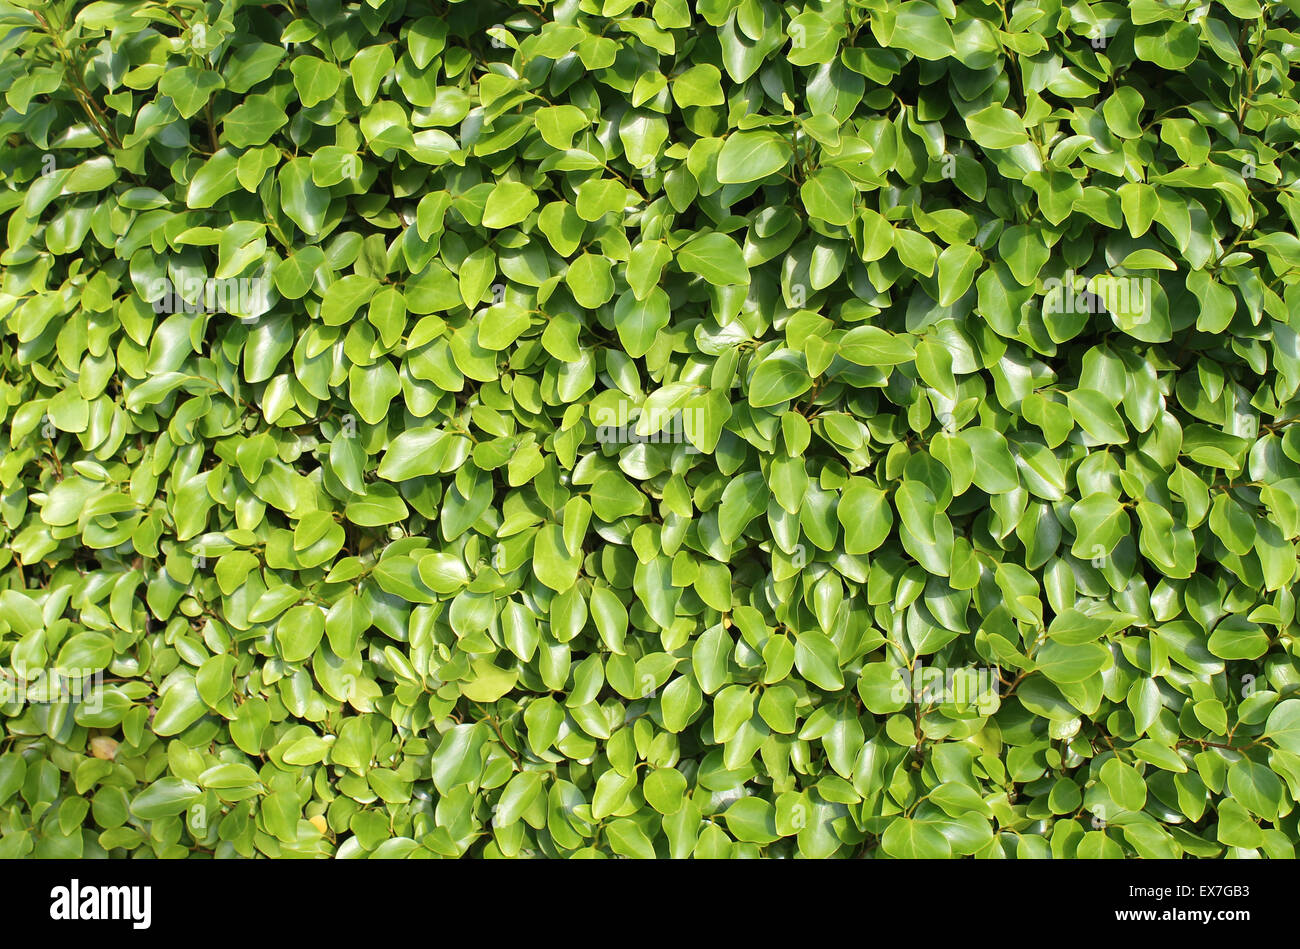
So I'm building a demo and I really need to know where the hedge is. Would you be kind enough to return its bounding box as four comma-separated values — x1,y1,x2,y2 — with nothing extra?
2,0,1300,859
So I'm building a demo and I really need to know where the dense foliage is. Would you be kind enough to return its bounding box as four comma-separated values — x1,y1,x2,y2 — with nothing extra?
2,0,1300,859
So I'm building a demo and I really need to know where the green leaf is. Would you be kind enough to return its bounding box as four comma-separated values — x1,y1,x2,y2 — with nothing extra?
187,149,241,209
794,631,844,691
959,427,1019,495
748,350,812,407
223,94,288,148
716,131,792,184
131,778,201,821
881,816,952,858
291,56,341,108
876,2,957,61
965,104,1030,149
160,67,224,120
677,232,749,285
723,797,779,844
1266,700,1300,755
1100,758,1147,812
276,604,326,663
279,157,329,235
606,818,657,858
1035,640,1110,684
1066,389,1127,443
838,326,915,367
482,181,540,229
838,478,892,554
460,658,518,702
672,64,724,108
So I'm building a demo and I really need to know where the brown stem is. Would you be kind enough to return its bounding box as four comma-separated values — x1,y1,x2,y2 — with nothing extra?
33,11,121,150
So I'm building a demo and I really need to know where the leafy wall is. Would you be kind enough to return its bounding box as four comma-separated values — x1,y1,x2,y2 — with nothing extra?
2,0,1300,858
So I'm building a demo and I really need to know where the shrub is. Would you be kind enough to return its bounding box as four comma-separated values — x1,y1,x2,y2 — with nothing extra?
2,0,1300,858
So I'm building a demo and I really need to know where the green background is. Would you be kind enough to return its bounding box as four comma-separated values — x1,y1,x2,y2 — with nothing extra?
1,0,1300,858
